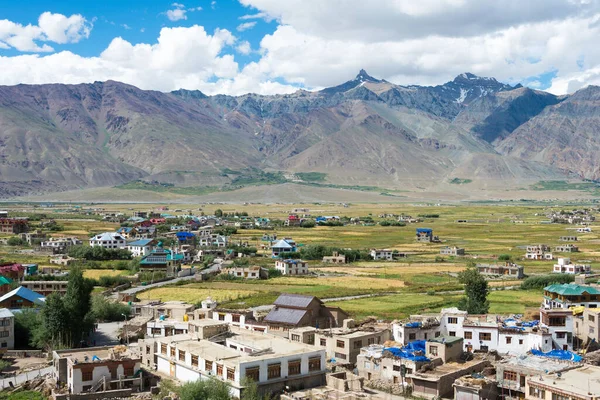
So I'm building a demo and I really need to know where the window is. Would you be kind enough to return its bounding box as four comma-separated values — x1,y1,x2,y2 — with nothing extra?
449,331,456,337
151,328,161,335
367,338,375,345
435,331,441,338
288,360,301,376
429,345,438,356
205,360,213,372
320,338,327,346
170,347,176,357
335,352,347,360
556,332,566,339
217,364,223,376
245,367,259,382
589,314,596,322
549,317,566,326
503,371,517,381
336,340,345,348
124,366,134,377
393,365,401,372
479,332,491,341
529,386,545,399
309,357,321,372
232,314,241,323
464,331,472,339
81,370,93,381
307,334,314,345
191,355,198,367
267,363,281,380
423,333,428,340
448,317,458,324
519,339,524,345
0,331,9,338
409,333,416,340
291,334,300,342
227,368,235,381
506,337,512,344
590,327,595,335
179,350,186,361
354,340,363,349
552,394,569,400
161,344,167,355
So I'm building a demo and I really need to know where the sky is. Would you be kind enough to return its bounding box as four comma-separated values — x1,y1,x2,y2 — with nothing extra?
0,0,599,95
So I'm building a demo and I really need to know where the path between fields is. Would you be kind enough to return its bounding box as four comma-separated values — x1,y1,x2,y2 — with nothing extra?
322,286,519,303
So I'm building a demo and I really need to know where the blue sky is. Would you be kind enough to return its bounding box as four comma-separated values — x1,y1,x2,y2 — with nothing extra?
0,1,598,95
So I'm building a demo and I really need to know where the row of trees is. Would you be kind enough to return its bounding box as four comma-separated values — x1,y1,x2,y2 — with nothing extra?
68,246,132,261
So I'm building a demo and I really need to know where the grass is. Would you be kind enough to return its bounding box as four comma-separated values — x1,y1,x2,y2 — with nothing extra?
531,180,600,192
137,287,259,304
115,181,219,196
296,172,327,182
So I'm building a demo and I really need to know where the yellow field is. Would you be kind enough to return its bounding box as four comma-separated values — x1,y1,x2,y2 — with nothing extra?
83,270,129,279
137,287,258,303
315,262,464,276
267,276,405,289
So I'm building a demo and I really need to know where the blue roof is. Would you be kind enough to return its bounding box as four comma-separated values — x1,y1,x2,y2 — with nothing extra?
127,239,153,247
0,286,45,305
118,227,134,233
176,232,196,239
416,228,433,233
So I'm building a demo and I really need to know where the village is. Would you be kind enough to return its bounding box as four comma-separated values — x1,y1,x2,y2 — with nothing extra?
0,203,599,399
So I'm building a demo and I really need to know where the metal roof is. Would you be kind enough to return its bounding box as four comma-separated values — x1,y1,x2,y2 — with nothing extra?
544,283,600,296
264,308,308,326
272,239,293,249
0,309,14,319
127,239,154,247
273,293,318,308
0,286,45,305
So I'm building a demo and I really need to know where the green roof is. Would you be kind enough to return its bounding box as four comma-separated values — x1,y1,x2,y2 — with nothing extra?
0,276,11,285
428,335,463,344
544,283,600,296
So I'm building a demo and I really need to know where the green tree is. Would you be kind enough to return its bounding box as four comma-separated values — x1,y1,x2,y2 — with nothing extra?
179,378,231,400
6,237,25,246
241,377,267,400
457,267,489,314
215,209,223,218
91,295,131,322
63,266,94,347
40,293,69,349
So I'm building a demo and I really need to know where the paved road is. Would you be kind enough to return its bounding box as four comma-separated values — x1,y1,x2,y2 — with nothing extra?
118,263,221,296
0,366,52,390
91,321,121,346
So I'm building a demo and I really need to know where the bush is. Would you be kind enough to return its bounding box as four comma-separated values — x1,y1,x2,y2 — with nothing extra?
267,268,282,278
214,226,237,236
91,295,131,322
418,214,440,218
300,220,316,228
317,220,344,227
520,274,574,290
7,237,25,246
138,271,166,283
498,254,511,261
98,275,129,288
379,220,406,227
68,246,132,261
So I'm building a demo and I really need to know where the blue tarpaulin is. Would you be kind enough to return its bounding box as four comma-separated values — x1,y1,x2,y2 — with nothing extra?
384,340,430,362
530,349,582,362
405,322,422,328
521,320,539,327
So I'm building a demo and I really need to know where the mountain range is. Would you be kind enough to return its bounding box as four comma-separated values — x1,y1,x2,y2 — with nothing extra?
0,70,597,198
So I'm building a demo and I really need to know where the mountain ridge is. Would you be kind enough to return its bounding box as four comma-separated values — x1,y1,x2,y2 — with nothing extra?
0,71,592,198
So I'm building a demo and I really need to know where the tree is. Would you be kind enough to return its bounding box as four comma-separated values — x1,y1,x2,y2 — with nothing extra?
40,293,70,349
241,377,268,400
6,237,25,246
91,295,131,322
215,209,223,218
457,267,489,314
62,266,94,347
179,378,231,400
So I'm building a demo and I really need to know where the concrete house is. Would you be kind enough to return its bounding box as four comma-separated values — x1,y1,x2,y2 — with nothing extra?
416,228,440,243
559,236,578,242
0,286,45,310
226,266,268,280
525,244,553,260
370,249,394,261
53,346,142,394
555,244,579,253
89,232,127,250
526,365,600,400
275,259,309,275
145,326,326,398
322,251,346,264
477,262,525,279
440,246,465,256
271,239,297,258
0,309,14,350
126,239,157,257
264,294,348,334
0,218,29,234
552,257,591,274
40,237,82,253
21,281,68,296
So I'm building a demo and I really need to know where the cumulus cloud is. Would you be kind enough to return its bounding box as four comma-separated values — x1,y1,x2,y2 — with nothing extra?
0,11,92,52
166,8,187,21
236,40,251,55
236,21,256,32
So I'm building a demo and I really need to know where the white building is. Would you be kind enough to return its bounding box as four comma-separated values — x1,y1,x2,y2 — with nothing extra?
40,237,82,252
0,309,14,350
89,232,127,250
198,234,228,248
149,326,326,397
226,266,265,280
126,239,156,257
552,257,591,274
275,259,309,275
370,249,394,261
392,308,552,355
147,319,189,337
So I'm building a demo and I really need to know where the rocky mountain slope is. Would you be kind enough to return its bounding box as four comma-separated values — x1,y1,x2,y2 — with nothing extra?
0,70,591,198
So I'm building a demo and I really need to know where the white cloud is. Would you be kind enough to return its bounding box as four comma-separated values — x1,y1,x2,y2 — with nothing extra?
0,12,91,52
236,40,251,55
236,21,256,32
211,1,217,9
172,3,185,8
239,12,275,22
166,8,187,21
122,24,131,30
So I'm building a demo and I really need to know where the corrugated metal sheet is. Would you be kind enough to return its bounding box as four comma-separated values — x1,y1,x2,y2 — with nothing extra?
264,307,308,325
273,293,316,308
